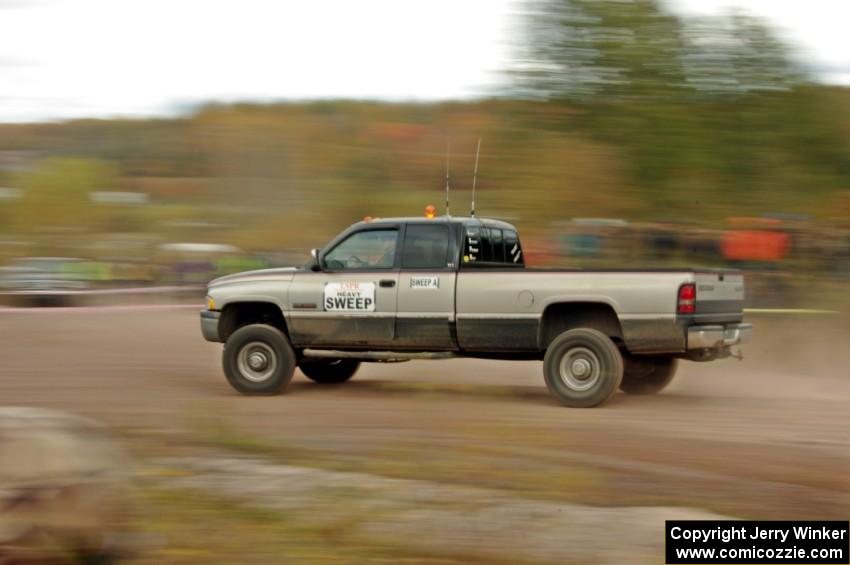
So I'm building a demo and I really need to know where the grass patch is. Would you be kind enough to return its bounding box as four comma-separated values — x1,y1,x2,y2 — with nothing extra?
127,485,524,564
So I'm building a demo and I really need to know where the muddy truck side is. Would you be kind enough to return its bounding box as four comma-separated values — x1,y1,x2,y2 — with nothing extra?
200,216,751,407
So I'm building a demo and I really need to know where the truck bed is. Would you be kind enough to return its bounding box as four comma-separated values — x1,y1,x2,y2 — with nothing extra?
455,268,744,353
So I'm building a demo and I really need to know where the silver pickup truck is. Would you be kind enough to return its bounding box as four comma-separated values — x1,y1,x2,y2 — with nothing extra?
200,216,751,407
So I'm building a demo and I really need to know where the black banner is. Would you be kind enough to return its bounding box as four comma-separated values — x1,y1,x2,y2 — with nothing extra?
666,521,849,564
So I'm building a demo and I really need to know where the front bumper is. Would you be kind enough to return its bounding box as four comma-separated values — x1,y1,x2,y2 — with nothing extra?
200,310,221,342
687,323,752,350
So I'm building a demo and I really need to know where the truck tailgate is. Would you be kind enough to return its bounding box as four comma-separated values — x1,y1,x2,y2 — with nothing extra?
694,271,745,323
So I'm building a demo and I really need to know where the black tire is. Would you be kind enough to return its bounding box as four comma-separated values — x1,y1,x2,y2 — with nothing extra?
222,324,296,394
543,328,623,408
619,355,678,395
299,359,361,384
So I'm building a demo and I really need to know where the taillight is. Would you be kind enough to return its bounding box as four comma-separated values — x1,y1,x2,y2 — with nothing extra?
677,283,696,314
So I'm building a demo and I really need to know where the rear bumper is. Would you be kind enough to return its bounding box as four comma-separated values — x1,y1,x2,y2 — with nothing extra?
200,310,221,342
687,323,752,350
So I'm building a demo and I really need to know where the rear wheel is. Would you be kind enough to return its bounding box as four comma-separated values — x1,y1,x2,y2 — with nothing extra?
543,328,623,408
299,359,360,384
223,324,296,394
620,355,678,395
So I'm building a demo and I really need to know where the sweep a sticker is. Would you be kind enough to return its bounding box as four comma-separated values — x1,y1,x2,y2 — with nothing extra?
324,281,376,311
409,276,440,289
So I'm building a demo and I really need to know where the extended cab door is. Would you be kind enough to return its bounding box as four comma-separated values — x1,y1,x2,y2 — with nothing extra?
455,225,538,351
394,221,458,349
288,226,400,347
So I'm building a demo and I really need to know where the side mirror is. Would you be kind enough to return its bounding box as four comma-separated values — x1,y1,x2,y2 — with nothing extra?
309,248,322,272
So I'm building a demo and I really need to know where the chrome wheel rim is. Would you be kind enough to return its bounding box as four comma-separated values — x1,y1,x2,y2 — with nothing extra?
237,341,277,382
558,346,601,391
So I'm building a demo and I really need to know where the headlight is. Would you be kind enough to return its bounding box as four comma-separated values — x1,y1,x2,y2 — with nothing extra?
206,295,216,310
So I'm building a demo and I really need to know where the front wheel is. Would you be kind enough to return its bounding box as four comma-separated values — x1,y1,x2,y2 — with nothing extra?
299,359,360,384
543,328,623,408
223,324,296,394
620,355,678,395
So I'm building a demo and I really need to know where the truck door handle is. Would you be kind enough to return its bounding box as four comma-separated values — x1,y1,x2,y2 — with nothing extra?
379,279,396,288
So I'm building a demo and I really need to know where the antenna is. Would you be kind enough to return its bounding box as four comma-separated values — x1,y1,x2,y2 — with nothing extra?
470,137,481,217
445,140,451,217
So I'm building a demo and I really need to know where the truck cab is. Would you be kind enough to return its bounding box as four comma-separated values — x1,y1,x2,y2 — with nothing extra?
287,216,523,351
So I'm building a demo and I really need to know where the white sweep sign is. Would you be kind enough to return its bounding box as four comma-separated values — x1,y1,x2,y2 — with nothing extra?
324,281,376,312
409,276,440,289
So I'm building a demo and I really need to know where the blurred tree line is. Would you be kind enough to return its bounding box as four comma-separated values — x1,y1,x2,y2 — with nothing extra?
511,0,850,214
0,0,848,257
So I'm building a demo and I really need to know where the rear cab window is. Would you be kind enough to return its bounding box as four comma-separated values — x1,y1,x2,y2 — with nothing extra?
463,224,523,268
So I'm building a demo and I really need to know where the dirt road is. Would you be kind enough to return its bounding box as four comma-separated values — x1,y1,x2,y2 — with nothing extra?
1,306,848,551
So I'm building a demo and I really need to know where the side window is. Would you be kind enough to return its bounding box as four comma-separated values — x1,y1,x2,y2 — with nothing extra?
490,228,505,263
324,229,398,270
401,224,449,269
465,226,494,264
480,228,493,262
465,226,528,266
504,230,523,265
464,226,481,263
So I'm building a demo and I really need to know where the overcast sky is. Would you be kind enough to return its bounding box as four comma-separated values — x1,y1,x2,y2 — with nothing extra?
0,0,847,122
